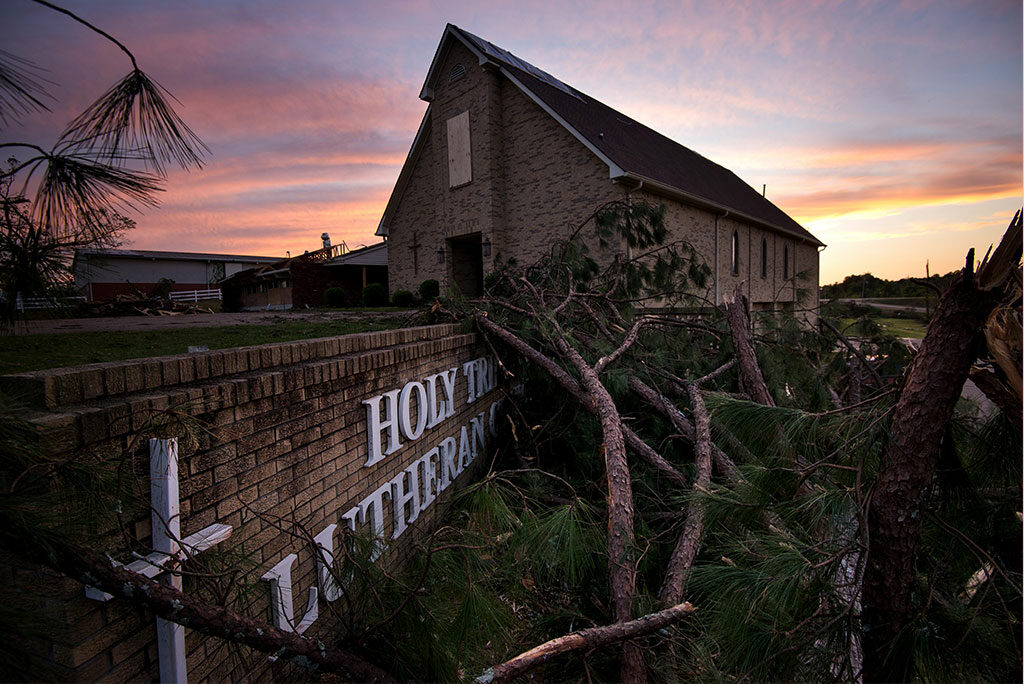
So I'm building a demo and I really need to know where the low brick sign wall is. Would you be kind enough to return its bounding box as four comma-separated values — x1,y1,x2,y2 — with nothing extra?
1,324,503,682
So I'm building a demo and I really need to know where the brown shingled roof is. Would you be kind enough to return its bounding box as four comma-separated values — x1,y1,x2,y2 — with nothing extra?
449,25,822,246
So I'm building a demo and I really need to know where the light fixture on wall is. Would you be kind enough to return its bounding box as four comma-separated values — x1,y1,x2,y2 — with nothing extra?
481,236,491,257
436,246,446,264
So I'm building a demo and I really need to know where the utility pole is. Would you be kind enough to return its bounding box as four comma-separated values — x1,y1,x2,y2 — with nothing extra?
925,260,931,319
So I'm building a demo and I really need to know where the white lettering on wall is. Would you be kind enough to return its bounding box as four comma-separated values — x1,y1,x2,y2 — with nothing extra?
313,524,342,603
418,448,439,511
362,389,403,467
438,435,460,490
422,373,447,428
390,465,421,539
463,360,478,403
438,369,458,419
488,398,505,438
261,358,502,640
359,482,392,561
398,381,428,441
261,554,319,634
471,412,486,457
458,425,473,470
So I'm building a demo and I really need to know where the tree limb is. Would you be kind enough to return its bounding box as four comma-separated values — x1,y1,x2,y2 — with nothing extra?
475,602,695,684
476,312,688,489
659,380,713,606
551,333,645,683
820,316,885,388
0,521,394,681
629,375,741,480
594,316,651,375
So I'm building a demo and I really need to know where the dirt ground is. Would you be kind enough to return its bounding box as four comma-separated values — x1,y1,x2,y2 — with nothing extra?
9,309,416,335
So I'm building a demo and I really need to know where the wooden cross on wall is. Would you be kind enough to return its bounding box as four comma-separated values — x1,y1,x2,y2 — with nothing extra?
85,438,233,684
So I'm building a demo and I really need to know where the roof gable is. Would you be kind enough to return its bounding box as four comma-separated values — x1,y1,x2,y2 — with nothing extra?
383,24,822,246
492,56,820,244
438,25,821,245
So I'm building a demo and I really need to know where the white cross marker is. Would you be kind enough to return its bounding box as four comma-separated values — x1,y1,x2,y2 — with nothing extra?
85,438,233,684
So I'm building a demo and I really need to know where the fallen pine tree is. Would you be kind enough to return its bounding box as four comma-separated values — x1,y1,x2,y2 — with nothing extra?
0,203,1019,683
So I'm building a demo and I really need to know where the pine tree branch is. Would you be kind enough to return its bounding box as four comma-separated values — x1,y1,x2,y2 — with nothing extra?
551,333,644,683
30,0,138,69
696,359,737,385
594,316,651,375
475,601,696,684
0,517,394,681
475,312,688,489
659,380,713,606
820,316,885,388
628,376,740,480
474,310,650,682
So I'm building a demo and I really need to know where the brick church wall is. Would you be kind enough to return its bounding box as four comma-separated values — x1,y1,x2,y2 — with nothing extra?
384,41,819,318
386,39,627,298
0,324,502,682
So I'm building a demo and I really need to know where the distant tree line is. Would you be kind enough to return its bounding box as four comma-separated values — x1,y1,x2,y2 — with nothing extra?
822,271,956,299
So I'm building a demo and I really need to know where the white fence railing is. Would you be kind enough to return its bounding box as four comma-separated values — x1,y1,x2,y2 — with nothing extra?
169,288,222,303
13,294,87,311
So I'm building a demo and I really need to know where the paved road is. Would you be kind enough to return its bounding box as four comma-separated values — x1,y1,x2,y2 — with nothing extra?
7,309,416,335
828,298,927,314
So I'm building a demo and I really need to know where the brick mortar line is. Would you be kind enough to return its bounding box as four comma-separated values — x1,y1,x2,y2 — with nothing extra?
21,333,481,448
2,324,467,411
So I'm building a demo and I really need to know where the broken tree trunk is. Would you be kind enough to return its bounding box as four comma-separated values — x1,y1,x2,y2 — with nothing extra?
475,601,696,684
862,218,1021,682
724,287,776,406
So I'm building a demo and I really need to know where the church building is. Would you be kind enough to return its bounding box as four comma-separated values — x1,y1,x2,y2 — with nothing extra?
377,24,823,312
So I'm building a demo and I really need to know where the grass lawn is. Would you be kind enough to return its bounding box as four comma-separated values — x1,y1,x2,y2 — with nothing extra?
838,316,928,339
0,319,406,375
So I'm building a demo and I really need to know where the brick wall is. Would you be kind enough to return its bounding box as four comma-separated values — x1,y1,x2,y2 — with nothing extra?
0,324,502,682
386,40,625,297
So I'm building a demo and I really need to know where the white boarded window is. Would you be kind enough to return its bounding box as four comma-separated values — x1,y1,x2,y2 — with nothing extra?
447,111,472,188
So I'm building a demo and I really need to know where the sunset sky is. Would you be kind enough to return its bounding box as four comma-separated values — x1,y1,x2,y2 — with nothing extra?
2,0,1020,284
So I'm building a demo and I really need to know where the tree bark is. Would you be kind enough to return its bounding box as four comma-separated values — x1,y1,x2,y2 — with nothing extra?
629,376,743,484
658,381,713,606
473,313,650,682
555,337,645,684
476,312,688,488
862,222,1020,681
475,602,695,684
724,288,776,406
